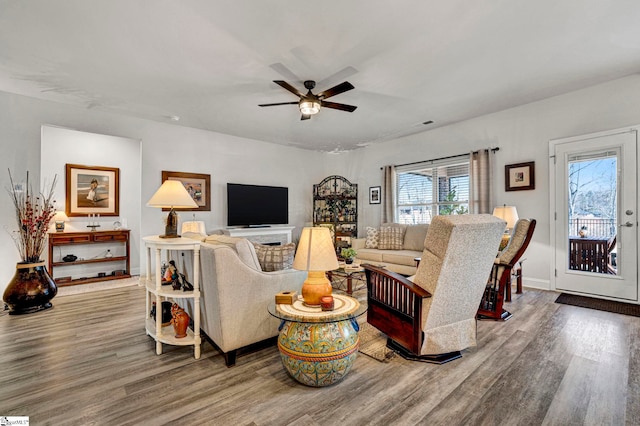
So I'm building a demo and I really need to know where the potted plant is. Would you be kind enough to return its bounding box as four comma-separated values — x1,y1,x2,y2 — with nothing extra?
2,170,59,315
341,247,357,264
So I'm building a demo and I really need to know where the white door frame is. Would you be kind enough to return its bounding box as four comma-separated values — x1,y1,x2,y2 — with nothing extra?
549,125,640,303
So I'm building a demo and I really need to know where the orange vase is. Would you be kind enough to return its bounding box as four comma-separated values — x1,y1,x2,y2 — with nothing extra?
171,303,190,338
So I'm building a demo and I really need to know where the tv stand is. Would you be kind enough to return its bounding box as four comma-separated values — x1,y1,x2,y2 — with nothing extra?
223,226,294,245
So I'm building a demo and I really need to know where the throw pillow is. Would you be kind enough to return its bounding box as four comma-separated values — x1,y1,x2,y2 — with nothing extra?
252,242,296,272
403,224,430,251
378,226,406,250
365,226,379,249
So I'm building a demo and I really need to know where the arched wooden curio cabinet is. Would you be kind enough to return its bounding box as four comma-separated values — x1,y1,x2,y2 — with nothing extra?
313,175,357,253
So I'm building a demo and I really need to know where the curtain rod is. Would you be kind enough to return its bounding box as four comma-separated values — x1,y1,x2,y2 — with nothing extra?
381,147,500,170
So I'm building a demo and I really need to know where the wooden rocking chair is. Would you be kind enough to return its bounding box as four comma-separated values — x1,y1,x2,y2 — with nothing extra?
477,218,536,320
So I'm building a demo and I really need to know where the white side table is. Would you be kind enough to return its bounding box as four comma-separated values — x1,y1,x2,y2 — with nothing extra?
141,236,201,359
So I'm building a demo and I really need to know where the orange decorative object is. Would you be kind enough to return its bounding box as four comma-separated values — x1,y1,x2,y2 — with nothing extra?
320,296,334,311
301,271,333,306
171,303,190,338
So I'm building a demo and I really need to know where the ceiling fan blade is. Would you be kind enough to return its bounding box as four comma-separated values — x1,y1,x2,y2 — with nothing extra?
301,114,311,121
316,81,355,100
273,80,304,98
321,101,357,112
258,102,299,107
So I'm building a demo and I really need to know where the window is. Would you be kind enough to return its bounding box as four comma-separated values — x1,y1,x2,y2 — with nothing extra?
396,159,470,224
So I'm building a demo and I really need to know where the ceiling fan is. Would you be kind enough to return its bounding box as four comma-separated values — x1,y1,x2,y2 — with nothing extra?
259,80,357,120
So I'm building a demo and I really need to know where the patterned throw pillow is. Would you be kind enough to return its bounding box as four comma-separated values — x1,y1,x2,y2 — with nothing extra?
252,242,296,272
378,226,406,250
365,226,380,249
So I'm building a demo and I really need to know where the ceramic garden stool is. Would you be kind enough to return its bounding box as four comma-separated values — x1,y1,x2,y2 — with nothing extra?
268,294,366,387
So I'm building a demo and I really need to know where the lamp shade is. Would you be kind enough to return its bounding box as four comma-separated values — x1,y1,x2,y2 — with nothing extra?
181,220,206,236
293,227,339,271
492,205,519,229
147,180,198,209
54,211,69,221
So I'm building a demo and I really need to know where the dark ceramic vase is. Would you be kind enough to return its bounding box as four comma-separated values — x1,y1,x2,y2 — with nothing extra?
3,261,57,315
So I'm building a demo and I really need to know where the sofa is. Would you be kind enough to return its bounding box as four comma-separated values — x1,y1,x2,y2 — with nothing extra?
177,234,307,366
352,223,430,276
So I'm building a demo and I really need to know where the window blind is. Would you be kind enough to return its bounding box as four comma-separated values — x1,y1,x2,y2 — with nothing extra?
396,159,470,224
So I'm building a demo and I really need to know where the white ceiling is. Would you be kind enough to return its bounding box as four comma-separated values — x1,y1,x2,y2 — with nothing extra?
2,1,640,152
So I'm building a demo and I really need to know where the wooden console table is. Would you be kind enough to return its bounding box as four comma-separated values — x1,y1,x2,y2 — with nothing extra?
48,230,131,286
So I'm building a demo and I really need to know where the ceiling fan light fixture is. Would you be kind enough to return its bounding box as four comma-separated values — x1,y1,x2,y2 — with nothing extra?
299,100,321,115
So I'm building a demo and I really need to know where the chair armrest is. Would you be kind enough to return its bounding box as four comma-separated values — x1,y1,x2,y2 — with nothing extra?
363,264,431,355
363,264,431,298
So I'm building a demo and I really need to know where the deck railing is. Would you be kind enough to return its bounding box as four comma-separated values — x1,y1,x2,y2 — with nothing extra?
569,218,616,238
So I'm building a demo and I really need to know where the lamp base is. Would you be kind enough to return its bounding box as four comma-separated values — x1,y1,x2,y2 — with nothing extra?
160,208,180,239
301,270,333,306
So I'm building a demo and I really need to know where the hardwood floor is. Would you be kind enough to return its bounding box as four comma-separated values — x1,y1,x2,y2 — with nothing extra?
1,285,639,425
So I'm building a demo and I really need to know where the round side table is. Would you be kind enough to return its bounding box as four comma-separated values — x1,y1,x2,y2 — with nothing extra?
268,294,366,387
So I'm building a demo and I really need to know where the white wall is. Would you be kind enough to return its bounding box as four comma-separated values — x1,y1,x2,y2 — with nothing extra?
0,90,329,296
3,73,640,296
346,74,640,290
40,125,142,275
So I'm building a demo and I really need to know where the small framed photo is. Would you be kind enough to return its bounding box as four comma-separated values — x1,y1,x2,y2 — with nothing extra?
369,186,381,204
65,164,120,217
162,171,211,211
505,161,535,191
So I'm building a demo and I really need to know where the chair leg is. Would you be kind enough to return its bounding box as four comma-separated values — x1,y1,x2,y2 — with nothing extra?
505,274,512,302
386,339,462,364
224,350,237,367
477,309,512,321
515,267,523,294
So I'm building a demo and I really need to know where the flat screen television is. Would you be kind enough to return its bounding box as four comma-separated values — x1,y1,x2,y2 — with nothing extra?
227,183,288,227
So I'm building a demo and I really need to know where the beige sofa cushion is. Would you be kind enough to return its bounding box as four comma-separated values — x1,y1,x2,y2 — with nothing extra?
382,250,422,267
204,234,261,270
252,242,296,272
356,248,385,263
378,226,406,250
403,224,429,251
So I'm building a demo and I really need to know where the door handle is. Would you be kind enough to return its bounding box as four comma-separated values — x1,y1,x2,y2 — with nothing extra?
619,221,634,227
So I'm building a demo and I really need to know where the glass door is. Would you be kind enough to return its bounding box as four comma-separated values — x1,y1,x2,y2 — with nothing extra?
553,130,637,301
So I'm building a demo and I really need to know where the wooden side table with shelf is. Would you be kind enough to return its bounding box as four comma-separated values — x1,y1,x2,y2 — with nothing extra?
141,236,201,359
47,229,131,286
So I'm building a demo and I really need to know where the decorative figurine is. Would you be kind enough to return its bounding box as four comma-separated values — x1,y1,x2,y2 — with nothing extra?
579,225,588,238
171,303,190,338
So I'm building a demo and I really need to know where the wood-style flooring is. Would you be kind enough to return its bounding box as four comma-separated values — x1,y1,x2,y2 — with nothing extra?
1,285,639,425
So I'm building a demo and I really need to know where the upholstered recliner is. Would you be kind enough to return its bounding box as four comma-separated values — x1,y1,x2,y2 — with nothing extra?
364,214,505,363
178,235,307,366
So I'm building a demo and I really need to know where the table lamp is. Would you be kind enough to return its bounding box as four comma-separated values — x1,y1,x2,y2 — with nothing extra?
492,205,519,233
493,205,518,250
147,180,198,238
181,220,207,236
53,211,68,232
293,227,339,306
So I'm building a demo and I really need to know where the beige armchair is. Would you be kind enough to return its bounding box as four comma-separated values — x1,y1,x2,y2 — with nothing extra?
179,235,307,366
364,214,505,363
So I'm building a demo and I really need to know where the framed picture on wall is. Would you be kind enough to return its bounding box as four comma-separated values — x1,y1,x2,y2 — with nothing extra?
161,171,211,211
65,164,120,216
505,161,535,191
369,186,381,204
